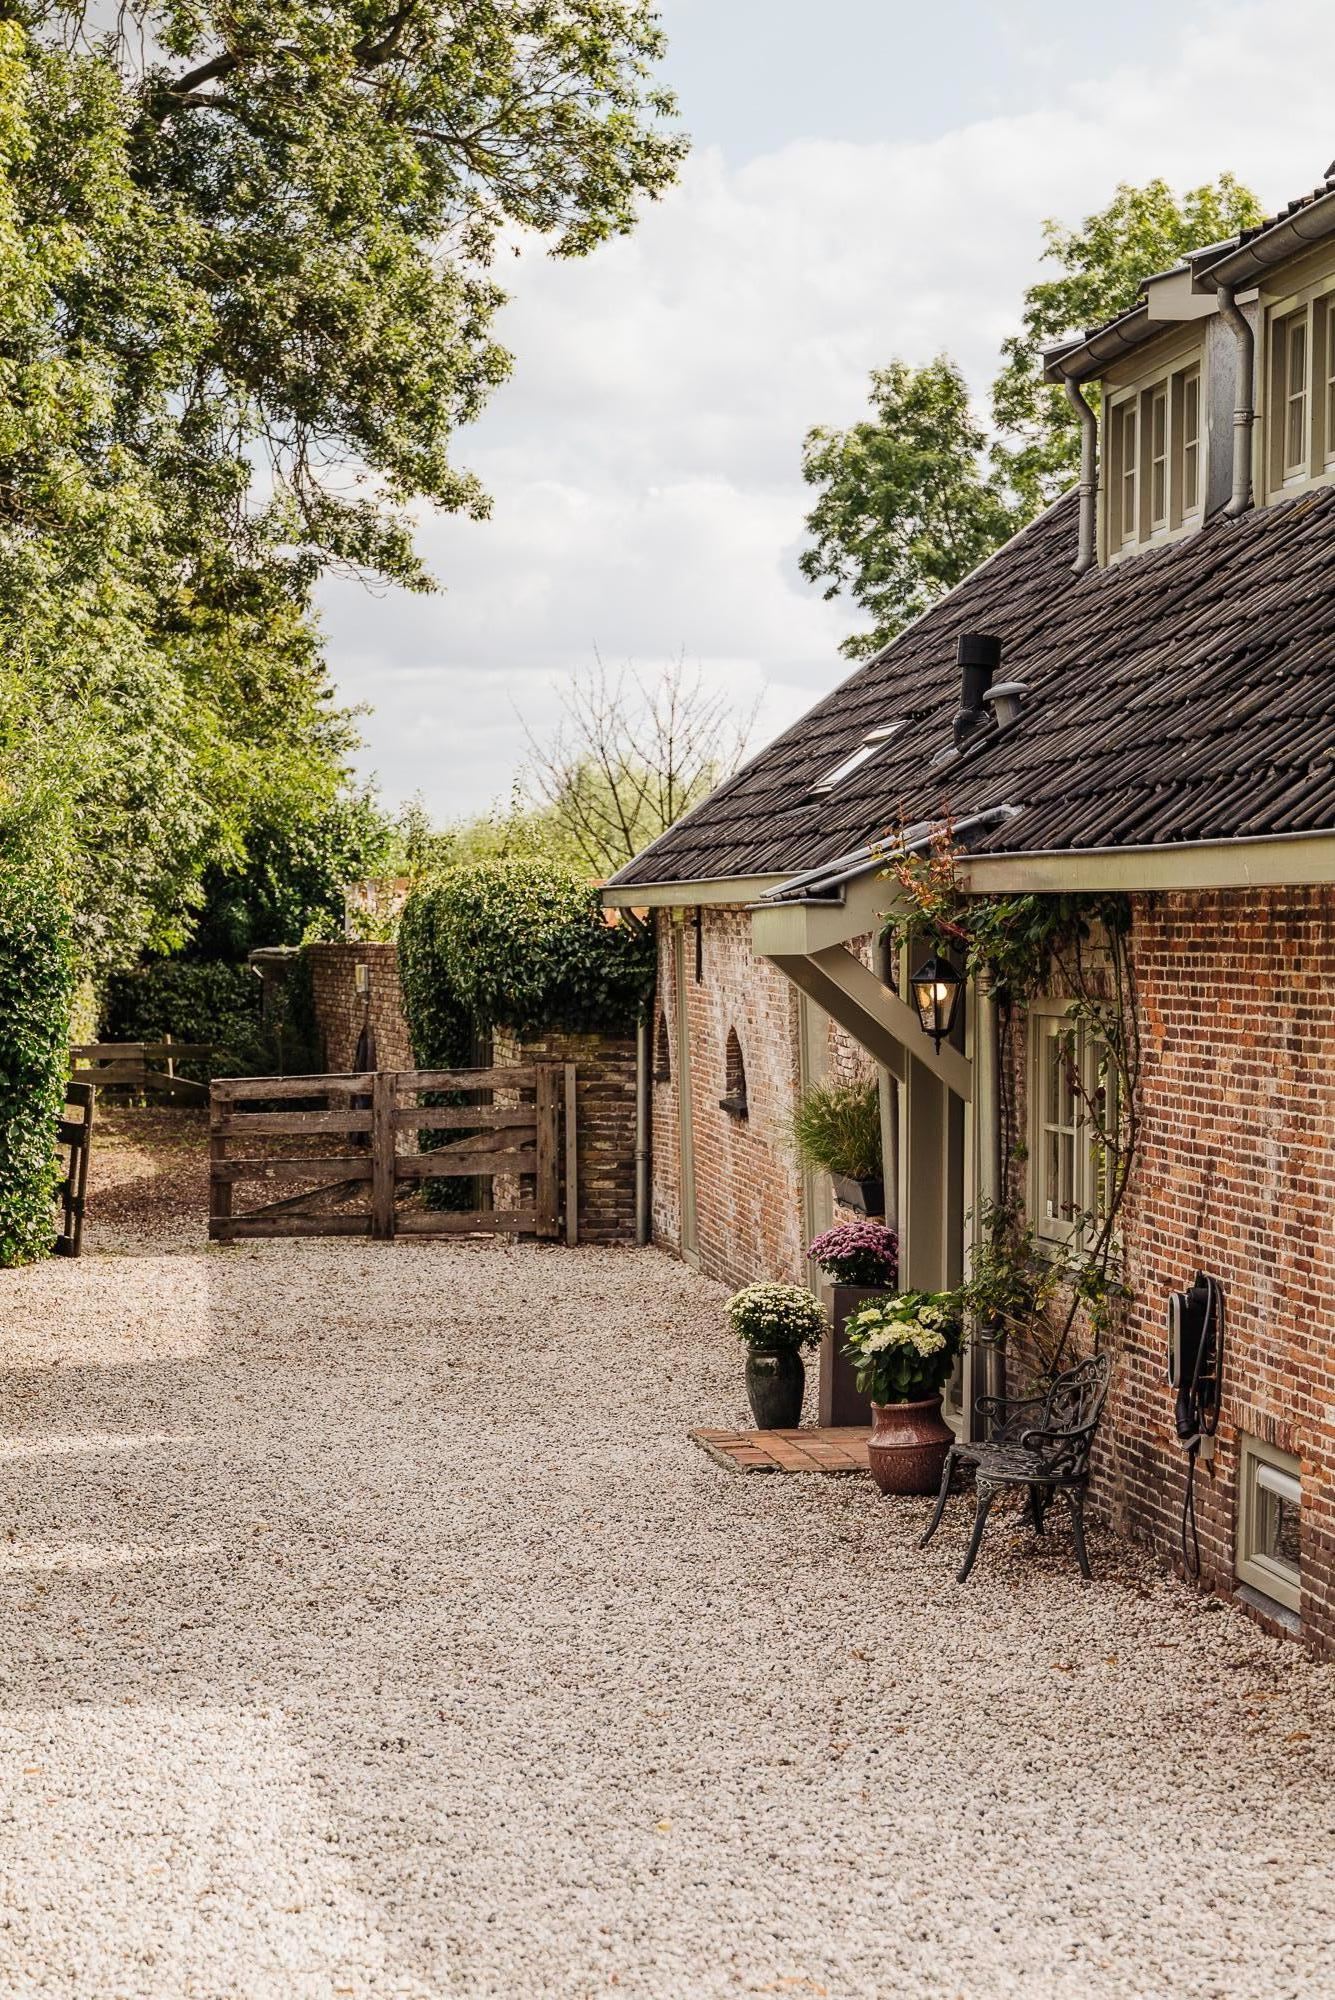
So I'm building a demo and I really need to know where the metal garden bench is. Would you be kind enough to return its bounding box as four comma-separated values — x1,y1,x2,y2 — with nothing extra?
919,1353,1113,1584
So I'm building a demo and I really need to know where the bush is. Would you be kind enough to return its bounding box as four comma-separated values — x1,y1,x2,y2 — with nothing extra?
791,1077,883,1180
398,859,653,1045
0,872,75,1267
100,958,320,1077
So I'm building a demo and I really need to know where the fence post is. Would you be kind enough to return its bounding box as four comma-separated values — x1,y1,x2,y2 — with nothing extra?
209,1082,234,1245
563,1064,578,1247
372,1071,396,1240
535,1066,560,1240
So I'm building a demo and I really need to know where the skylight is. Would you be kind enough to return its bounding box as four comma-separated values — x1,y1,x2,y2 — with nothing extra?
809,724,902,796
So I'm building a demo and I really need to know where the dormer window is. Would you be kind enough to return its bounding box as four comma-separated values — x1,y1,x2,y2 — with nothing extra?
1264,280,1335,497
809,724,902,796
1105,353,1205,558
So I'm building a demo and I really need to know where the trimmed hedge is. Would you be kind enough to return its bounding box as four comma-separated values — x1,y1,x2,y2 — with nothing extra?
398,859,653,1047
102,956,320,1077
0,872,75,1267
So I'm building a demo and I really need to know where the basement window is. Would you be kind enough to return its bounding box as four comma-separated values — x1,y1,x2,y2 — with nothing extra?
1236,1435,1302,1615
809,724,902,796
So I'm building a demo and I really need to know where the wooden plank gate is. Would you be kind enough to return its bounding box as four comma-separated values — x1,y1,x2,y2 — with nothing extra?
208,1066,575,1245
71,1039,212,1105
55,1080,95,1258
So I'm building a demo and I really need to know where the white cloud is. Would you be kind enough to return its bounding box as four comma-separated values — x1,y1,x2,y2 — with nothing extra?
320,0,1335,821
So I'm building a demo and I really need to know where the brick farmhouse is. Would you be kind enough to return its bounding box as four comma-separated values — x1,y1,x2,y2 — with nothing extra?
604,167,1335,1654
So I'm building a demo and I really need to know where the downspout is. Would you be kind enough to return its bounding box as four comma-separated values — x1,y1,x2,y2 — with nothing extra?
1216,282,1255,517
1062,376,1098,573
635,1009,651,1246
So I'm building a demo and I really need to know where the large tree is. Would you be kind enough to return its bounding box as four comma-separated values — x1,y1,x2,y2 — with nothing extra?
800,357,1017,660
0,4,683,966
991,174,1265,512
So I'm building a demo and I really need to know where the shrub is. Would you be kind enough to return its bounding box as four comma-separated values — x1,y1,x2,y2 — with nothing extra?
809,1220,898,1288
724,1282,828,1353
100,957,319,1077
843,1292,961,1404
398,859,654,1044
791,1077,883,1180
0,872,75,1267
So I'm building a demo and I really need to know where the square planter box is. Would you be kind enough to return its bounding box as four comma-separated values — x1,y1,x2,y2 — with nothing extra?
819,1284,894,1427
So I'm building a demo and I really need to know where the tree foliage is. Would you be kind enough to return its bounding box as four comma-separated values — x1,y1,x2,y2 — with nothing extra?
0,4,683,968
799,358,1018,660
990,174,1265,513
0,868,75,1267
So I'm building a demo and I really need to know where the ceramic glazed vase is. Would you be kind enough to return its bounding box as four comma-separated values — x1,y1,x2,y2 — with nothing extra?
745,1348,805,1429
867,1395,954,1495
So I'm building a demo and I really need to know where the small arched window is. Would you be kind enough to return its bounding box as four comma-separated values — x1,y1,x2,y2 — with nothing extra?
719,1028,748,1119
653,1010,672,1084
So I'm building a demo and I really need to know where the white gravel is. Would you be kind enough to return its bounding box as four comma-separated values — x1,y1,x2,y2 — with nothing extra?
1,1140,1333,1999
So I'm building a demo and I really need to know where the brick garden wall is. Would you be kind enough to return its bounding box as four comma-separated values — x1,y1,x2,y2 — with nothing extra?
304,942,414,1072
493,1027,637,1246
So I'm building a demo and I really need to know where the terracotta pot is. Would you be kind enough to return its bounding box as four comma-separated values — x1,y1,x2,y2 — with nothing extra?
867,1395,954,1495
745,1348,805,1429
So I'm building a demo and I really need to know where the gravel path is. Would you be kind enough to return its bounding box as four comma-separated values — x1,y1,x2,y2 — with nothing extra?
2,1115,1333,1999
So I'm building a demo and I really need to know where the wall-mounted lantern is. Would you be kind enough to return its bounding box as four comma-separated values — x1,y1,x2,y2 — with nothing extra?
911,953,963,1051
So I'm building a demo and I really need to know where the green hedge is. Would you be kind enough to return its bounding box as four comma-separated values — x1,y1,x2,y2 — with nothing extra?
101,956,320,1077
398,859,653,1046
0,872,75,1267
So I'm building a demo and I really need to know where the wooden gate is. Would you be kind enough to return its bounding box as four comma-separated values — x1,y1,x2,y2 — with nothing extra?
208,1066,574,1244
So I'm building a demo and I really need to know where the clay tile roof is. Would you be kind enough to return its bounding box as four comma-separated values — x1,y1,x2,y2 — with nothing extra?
608,485,1335,889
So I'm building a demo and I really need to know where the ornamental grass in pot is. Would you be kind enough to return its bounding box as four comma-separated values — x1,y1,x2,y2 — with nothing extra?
725,1283,828,1430
791,1078,885,1217
843,1291,961,1494
809,1221,899,1426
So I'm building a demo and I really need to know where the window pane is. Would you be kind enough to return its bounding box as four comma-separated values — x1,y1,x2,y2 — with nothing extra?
1183,374,1200,511
1257,1485,1300,1573
1151,389,1167,526
1121,407,1137,538
1287,316,1308,471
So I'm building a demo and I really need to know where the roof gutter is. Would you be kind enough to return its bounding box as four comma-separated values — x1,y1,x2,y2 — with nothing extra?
758,807,1022,908
1041,302,1155,385
1192,185,1335,292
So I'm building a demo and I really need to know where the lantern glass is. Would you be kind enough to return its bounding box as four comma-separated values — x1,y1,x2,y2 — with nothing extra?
910,954,962,1049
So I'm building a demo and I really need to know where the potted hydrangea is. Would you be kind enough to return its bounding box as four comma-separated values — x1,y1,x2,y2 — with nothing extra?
724,1282,828,1429
809,1221,899,1426
843,1291,961,1494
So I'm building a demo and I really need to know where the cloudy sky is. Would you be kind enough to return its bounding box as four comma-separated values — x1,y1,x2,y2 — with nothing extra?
320,0,1335,823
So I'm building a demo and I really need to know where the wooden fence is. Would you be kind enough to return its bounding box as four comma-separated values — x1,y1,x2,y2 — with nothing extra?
208,1065,576,1244
54,1080,95,1258
71,1040,212,1105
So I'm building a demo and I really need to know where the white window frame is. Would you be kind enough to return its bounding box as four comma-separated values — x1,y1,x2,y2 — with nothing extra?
1236,1434,1302,1615
1028,1002,1115,1252
1263,269,1335,498
1104,350,1205,559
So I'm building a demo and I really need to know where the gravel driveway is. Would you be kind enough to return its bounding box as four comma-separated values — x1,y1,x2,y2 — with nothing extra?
1,1115,1333,1999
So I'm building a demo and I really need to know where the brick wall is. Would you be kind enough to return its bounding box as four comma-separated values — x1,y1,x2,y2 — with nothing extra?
304,942,414,1071
651,907,810,1289
494,1027,637,1245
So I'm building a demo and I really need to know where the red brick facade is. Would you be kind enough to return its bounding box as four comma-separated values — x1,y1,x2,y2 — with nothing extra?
650,889,1335,1655
305,942,414,1071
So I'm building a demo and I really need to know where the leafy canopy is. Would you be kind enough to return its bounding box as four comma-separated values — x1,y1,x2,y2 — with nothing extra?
800,358,1018,660
0,3,683,968
990,174,1265,512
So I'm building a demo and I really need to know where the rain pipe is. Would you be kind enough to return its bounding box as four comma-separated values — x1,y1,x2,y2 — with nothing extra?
1063,376,1098,572
635,1011,651,1245
1215,282,1255,517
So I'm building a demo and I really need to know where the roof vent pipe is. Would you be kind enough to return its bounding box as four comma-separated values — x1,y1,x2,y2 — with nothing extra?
953,633,1001,749
1216,281,1255,517
982,681,1027,728
1063,377,1097,572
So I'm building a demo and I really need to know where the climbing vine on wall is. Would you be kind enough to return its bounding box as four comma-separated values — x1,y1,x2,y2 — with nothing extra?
884,827,1143,1378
